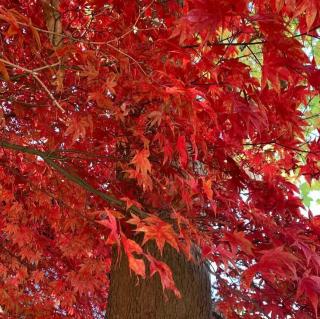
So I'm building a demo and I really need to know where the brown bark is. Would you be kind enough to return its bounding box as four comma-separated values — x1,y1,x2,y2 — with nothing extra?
106,242,212,319
42,0,63,47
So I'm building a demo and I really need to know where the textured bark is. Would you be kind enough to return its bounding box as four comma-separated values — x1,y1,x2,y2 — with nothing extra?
106,242,212,319
42,0,63,47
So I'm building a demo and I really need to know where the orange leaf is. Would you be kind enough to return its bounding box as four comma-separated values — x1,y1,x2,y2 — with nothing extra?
203,178,213,199
131,149,151,177
127,213,142,226
122,235,145,278
96,210,120,246
146,254,181,298
29,22,41,49
136,215,179,253
120,197,142,211
130,149,153,190
128,256,146,278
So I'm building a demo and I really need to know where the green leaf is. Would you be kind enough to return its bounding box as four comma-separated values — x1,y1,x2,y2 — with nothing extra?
303,195,313,208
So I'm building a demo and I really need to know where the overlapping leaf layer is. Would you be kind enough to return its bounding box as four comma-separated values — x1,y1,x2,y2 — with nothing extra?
0,0,319,318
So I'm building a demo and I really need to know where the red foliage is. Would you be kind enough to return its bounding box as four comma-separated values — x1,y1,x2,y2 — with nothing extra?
0,0,319,318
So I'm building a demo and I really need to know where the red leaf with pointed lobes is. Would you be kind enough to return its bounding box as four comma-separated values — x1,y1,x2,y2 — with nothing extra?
135,215,179,254
148,111,162,127
297,274,320,317
224,231,254,257
65,115,93,144
146,254,181,299
305,1,318,32
127,213,142,227
202,178,213,200
129,149,153,190
177,135,188,168
96,210,120,246
121,234,146,278
242,246,298,288
163,139,174,164
1,0,320,317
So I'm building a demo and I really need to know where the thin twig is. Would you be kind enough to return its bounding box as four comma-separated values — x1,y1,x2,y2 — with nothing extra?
107,0,155,44
106,43,149,77
0,58,65,112
32,62,60,72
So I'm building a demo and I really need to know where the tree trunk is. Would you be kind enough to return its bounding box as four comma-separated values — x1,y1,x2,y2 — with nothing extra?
106,242,212,319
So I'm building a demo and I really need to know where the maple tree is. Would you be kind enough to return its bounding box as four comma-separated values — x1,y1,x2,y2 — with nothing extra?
0,0,319,318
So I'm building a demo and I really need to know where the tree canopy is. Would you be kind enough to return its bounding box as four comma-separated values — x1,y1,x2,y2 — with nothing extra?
0,0,319,318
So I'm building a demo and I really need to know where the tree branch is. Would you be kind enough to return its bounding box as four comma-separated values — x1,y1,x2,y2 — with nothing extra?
0,58,65,112
181,25,320,49
0,140,146,218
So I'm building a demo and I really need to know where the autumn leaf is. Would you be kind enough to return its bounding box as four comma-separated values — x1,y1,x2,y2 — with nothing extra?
305,1,317,32
224,231,254,257
131,149,152,177
148,111,162,127
146,254,181,299
29,23,41,49
1,0,320,317
126,213,142,227
88,90,113,109
297,274,320,317
177,135,188,167
120,197,142,211
129,149,153,190
96,210,120,246
163,139,174,164
202,178,213,199
65,115,93,144
121,234,145,278
135,215,179,253
242,246,298,288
